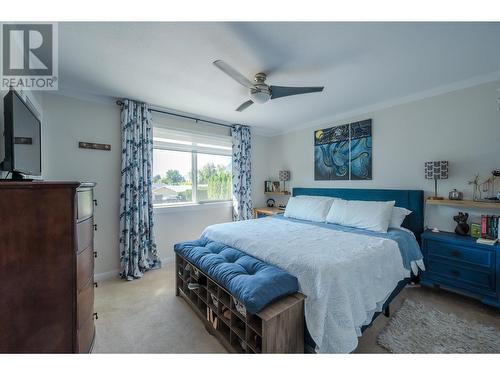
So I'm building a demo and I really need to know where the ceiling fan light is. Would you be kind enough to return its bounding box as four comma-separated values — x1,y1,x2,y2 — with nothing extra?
249,90,270,104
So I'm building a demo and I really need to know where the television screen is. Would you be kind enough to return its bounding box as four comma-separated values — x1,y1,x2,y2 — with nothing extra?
2,91,41,176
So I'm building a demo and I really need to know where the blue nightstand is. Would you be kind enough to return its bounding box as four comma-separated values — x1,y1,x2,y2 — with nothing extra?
421,230,500,308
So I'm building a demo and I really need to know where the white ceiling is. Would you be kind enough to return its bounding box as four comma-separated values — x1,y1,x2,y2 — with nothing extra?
58,22,500,135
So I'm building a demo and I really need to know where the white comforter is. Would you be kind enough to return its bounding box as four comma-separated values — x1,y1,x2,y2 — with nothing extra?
202,216,410,353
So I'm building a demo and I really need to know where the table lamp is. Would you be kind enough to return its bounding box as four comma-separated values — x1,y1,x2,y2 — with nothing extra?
425,161,448,200
279,170,290,193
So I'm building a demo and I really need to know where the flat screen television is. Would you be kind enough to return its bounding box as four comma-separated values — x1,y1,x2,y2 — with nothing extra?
1,90,42,180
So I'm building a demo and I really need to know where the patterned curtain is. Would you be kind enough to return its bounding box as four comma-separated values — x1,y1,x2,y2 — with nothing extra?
232,125,253,221
119,99,161,281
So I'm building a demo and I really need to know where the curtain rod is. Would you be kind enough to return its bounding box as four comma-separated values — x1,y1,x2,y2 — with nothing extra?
116,100,234,129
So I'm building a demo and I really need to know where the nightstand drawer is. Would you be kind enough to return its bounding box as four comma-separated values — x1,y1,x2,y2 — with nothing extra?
421,230,500,308
425,240,492,268
426,259,495,291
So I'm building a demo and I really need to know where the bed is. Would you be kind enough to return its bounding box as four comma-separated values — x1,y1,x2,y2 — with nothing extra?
178,188,424,353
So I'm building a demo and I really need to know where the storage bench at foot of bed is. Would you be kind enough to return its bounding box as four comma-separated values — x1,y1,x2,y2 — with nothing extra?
175,253,305,353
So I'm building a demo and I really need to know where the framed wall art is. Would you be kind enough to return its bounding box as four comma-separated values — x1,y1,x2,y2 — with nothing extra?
314,119,372,181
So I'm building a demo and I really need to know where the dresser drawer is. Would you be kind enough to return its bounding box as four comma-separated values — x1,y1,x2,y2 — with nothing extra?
425,240,492,268
77,314,95,353
426,259,495,291
77,245,94,290
77,188,94,222
77,217,94,253
77,280,94,329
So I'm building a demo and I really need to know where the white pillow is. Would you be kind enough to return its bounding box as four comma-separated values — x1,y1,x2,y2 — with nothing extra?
325,199,395,233
284,196,335,222
389,206,412,229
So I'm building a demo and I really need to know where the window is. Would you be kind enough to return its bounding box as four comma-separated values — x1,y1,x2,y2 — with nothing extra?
152,127,232,206
153,149,192,204
197,153,232,202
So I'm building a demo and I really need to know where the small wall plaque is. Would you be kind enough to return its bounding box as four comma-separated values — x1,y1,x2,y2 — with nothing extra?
79,142,111,151
14,137,33,145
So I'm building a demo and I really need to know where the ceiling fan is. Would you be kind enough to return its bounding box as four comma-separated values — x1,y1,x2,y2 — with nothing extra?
213,60,324,112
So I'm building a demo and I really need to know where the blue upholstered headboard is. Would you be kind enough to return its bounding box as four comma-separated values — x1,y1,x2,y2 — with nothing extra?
292,188,424,238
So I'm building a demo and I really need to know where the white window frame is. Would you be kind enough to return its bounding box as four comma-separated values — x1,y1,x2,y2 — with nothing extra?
152,126,233,209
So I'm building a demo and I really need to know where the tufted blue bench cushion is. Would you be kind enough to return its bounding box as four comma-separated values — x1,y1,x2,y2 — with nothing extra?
174,237,299,314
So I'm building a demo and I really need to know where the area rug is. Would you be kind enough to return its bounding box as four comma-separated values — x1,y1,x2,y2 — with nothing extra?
377,299,500,353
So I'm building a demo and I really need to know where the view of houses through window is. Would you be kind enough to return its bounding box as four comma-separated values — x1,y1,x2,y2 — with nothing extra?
152,128,232,205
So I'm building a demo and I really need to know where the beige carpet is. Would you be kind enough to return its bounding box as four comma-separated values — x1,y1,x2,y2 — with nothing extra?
93,263,225,353
93,263,500,353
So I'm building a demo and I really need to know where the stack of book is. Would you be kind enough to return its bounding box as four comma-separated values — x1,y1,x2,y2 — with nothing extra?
477,215,499,245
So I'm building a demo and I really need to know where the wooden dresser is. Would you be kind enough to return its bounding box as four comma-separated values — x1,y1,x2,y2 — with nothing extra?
0,181,97,353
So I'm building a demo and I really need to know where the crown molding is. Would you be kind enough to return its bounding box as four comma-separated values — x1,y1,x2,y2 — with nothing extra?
45,87,237,129
45,87,117,106
271,70,500,137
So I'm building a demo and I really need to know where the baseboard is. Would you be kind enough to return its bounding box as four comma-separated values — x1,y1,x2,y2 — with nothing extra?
94,269,120,282
94,257,174,282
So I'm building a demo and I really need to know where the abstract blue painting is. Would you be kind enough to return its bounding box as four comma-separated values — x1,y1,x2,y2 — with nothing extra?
314,124,350,180
314,119,372,180
349,120,372,180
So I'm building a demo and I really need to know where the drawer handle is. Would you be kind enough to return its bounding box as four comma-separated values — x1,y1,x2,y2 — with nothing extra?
93,224,98,231
450,250,461,257
94,251,98,258
93,312,99,320
451,270,460,277
93,199,98,207
94,282,98,288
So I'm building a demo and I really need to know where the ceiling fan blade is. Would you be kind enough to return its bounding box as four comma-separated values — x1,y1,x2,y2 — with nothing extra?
270,86,324,100
213,60,254,89
236,100,254,112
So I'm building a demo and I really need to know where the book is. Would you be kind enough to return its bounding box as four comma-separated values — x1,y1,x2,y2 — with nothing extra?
493,215,498,239
476,237,498,246
470,222,482,238
489,215,493,238
479,214,500,240
481,215,488,237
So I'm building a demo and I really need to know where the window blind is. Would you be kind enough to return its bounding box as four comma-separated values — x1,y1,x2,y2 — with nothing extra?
153,127,232,156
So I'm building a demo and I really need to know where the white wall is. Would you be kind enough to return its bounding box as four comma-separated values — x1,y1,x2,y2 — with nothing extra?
40,93,240,279
155,203,232,264
251,134,274,208
263,80,500,232
41,93,122,277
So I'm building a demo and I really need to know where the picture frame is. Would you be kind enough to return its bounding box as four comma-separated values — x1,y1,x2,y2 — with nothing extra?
264,180,273,193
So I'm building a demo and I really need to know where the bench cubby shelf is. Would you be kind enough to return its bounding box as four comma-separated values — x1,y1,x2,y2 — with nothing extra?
175,253,305,353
